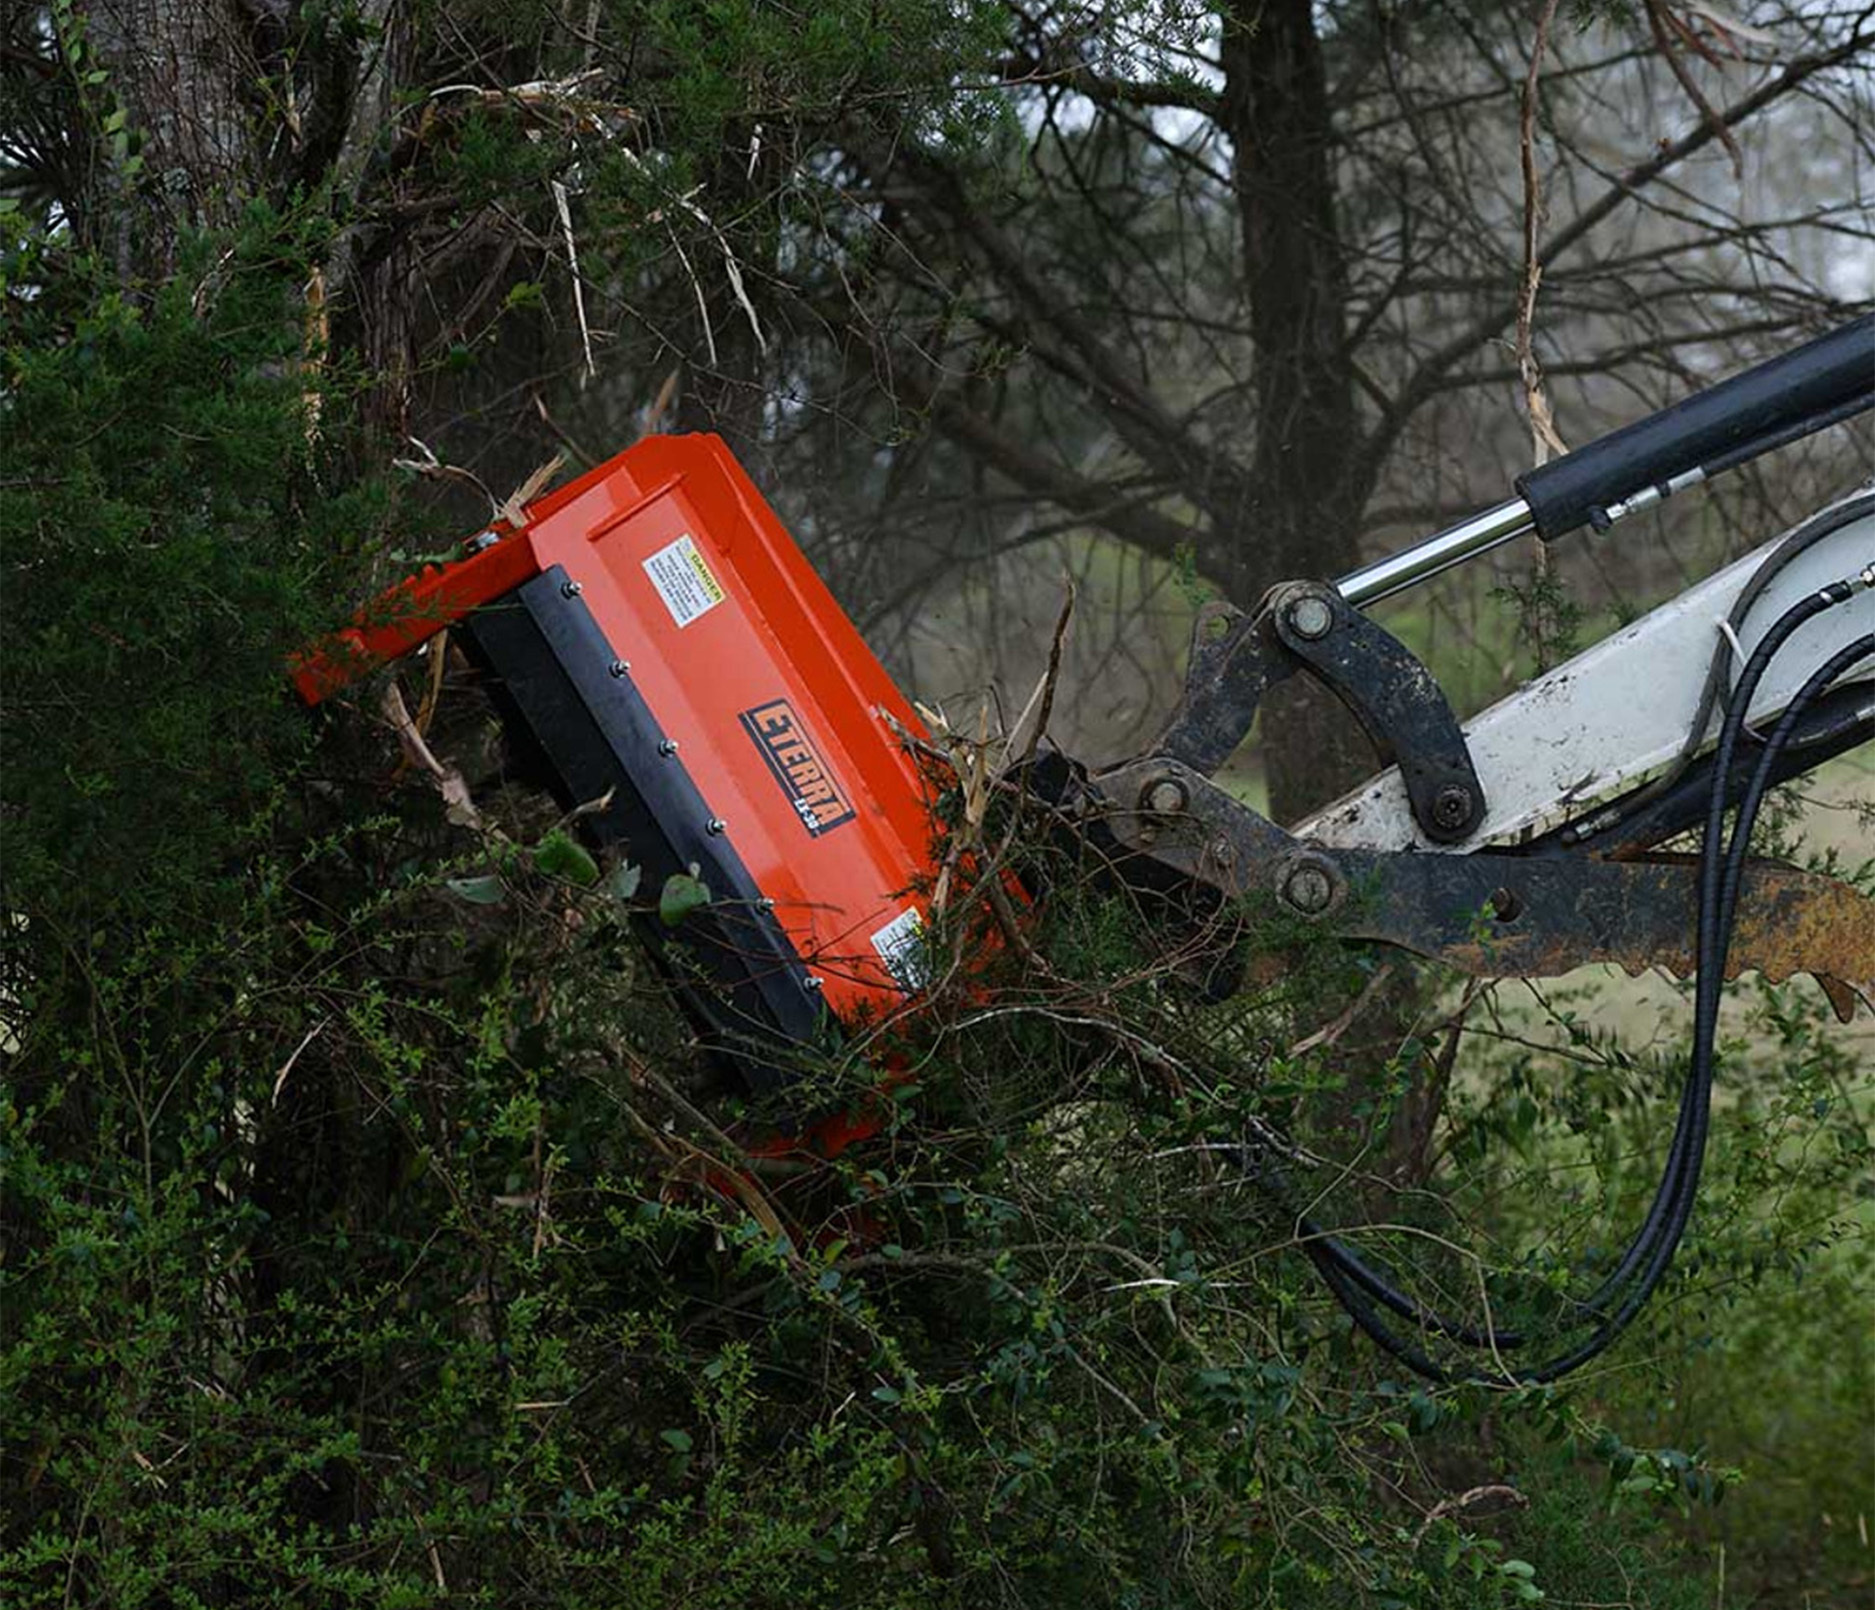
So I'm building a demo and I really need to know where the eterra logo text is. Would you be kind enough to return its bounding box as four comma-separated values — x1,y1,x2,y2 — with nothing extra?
738,699,857,836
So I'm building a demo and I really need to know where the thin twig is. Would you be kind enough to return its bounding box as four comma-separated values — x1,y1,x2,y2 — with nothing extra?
1287,964,1397,1059
1411,1484,1528,1546
381,682,485,830
1516,0,1569,468
1648,0,1746,178
550,177,598,381
1007,577,1077,771
271,1020,328,1107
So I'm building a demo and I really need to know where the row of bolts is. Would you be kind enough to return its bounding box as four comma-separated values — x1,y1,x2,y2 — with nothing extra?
559,575,822,989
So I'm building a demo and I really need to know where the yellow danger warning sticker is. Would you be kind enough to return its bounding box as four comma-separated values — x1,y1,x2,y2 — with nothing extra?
643,533,726,627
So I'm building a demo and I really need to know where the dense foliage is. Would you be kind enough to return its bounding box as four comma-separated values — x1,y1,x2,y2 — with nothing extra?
4,1,1872,1601
3,225,1870,1610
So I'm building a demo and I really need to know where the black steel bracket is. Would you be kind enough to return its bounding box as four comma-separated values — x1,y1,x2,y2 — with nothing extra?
1268,583,1484,842
1149,581,1485,842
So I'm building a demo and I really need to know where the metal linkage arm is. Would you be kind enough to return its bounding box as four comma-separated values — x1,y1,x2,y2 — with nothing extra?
1076,758,1875,1011
1148,583,1483,841
1090,484,1875,1011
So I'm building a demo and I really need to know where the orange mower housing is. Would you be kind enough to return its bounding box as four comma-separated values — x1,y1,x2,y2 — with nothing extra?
297,435,943,1100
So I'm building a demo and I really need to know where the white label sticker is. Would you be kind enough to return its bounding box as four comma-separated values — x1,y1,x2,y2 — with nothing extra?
869,908,929,994
642,533,726,628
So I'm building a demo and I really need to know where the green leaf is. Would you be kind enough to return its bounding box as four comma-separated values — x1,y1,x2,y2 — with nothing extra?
533,829,599,886
444,875,505,906
871,1385,901,1404
659,871,711,926
659,1428,692,1453
605,861,643,902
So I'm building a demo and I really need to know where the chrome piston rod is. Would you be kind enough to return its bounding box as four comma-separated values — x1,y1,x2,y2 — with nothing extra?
1337,319,1873,609
1336,498,1535,608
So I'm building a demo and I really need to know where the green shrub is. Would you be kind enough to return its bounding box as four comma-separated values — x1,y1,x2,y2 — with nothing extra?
5,217,1861,1609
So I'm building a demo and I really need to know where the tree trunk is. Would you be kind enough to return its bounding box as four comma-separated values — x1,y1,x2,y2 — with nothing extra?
1217,0,1376,823
80,0,259,277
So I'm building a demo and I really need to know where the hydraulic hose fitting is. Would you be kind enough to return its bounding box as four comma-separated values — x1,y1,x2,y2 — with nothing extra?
1819,564,1874,605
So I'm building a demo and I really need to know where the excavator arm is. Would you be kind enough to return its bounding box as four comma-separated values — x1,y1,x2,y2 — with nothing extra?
297,317,1875,1379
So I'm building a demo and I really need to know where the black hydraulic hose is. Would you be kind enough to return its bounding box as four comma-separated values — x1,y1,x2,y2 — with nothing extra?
1289,573,1871,1382
1721,636,1875,951
1306,1242,1458,1382
1285,1186,1522,1351
1524,583,1869,1369
1338,586,1835,1330
1516,564,1871,1294
1681,493,1875,741
1503,599,1871,1382
1564,491,1875,847
1556,586,1851,1305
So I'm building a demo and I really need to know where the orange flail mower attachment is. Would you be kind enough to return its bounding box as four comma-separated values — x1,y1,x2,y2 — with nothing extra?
298,434,943,1093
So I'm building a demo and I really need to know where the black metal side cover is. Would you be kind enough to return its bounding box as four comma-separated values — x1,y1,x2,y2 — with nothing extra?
467,566,825,1094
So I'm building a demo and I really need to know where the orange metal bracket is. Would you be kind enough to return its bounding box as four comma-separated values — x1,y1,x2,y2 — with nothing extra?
291,526,541,706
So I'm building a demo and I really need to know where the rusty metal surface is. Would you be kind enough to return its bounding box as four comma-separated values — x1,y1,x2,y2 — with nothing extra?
1347,852,1875,1013
1087,759,1875,1016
